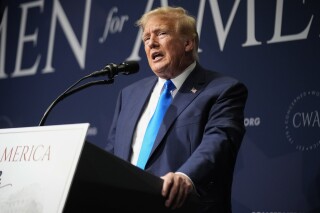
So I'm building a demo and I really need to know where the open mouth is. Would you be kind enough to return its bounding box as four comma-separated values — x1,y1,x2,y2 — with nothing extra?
151,52,163,61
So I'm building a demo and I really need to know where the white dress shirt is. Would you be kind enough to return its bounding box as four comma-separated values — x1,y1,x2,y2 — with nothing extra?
130,61,196,165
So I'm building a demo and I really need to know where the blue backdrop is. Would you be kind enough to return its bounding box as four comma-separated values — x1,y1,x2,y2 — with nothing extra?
1,0,319,212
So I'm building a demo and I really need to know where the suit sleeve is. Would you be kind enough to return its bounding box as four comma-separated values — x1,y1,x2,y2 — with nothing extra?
177,81,248,196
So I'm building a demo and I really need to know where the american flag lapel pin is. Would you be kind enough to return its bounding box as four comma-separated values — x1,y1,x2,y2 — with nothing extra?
191,87,197,94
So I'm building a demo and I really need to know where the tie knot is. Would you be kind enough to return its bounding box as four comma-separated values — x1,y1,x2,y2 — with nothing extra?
164,80,175,92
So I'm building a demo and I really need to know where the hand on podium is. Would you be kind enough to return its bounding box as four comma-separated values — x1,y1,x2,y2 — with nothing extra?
161,172,194,210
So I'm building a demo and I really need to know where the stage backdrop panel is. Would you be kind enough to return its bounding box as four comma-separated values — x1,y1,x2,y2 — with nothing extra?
0,0,319,212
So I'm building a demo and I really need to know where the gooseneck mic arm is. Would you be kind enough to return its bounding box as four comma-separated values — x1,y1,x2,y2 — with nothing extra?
38,79,114,127
38,61,139,126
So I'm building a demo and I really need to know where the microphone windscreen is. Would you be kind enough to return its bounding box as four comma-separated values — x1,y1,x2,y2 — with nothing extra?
120,61,139,75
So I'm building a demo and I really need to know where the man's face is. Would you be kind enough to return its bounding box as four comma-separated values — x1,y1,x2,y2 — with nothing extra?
142,16,193,79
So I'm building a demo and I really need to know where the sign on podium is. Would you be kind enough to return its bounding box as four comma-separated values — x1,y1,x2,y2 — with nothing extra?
0,123,89,213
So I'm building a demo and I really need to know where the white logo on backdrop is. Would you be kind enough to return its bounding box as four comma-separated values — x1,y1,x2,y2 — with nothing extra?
285,91,320,151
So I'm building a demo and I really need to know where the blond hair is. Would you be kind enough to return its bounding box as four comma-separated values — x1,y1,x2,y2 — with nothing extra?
136,6,199,59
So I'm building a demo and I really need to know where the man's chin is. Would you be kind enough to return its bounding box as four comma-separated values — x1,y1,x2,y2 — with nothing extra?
151,64,165,73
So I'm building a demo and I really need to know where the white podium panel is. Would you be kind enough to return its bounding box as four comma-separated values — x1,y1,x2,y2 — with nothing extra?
0,123,89,213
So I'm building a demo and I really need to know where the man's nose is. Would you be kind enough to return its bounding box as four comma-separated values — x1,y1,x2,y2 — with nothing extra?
148,35,158,48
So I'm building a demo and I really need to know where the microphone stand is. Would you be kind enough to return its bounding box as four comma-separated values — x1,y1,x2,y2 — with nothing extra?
38,61,139,126
38,75,114,126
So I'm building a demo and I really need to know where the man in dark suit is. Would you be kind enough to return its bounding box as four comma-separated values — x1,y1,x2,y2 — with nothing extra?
105,6,248,212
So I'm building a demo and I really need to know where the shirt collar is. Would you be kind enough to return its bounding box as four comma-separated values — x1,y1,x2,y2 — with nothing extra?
157,61,196,91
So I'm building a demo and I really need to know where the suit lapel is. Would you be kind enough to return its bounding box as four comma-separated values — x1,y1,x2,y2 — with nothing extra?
148,64,207,160
117,77,157,160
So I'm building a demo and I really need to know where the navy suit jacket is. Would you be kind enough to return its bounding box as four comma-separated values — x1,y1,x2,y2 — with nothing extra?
105,63,248,212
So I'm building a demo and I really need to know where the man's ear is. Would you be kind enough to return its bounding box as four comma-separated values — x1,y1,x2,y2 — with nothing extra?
184,38,195,53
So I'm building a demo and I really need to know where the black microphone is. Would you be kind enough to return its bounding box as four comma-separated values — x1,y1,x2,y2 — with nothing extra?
89,61,139,78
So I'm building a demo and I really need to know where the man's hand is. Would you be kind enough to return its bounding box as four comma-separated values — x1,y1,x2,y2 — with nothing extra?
161,172,194,209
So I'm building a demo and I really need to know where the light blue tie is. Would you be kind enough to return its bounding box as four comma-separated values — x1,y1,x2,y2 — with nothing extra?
136,80,175,169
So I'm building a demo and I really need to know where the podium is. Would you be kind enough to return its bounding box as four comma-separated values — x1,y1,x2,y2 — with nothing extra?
0,124,198,213
64,141,199,213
